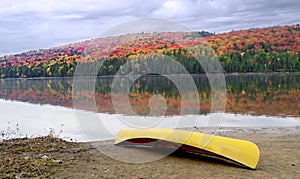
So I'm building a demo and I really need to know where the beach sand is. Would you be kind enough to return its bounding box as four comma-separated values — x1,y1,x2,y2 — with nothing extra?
1,127,300,178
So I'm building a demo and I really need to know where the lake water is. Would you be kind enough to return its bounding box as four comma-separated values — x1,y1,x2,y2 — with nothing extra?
0,74,299,141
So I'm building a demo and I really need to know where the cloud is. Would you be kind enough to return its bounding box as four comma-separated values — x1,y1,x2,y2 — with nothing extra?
151,0,300,32
0,0,299,55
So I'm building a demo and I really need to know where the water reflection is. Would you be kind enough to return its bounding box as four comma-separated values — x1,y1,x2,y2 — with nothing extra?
1,100,299,142
0,74,299,117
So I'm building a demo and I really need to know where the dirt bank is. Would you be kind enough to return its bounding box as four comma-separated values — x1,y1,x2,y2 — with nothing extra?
1,127,300,178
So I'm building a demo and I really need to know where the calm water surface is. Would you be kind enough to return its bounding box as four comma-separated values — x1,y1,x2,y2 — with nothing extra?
0,74,299,141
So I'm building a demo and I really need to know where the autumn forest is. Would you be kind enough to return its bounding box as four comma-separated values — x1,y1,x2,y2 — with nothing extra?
0,24,300,78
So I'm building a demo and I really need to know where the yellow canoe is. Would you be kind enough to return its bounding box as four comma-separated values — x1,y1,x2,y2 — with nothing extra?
115,128,260,169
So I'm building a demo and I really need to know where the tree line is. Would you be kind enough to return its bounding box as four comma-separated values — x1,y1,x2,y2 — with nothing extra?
0,47,299,78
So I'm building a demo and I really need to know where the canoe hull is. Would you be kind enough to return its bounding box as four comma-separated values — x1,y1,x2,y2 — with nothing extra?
115,128,260,169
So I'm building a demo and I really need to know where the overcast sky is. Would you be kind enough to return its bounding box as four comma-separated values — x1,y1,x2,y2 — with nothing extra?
1,0,299,56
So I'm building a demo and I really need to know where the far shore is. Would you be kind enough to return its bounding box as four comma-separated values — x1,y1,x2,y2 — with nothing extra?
0,71,300,80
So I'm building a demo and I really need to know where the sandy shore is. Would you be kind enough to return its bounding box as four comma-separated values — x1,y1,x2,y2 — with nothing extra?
1,127,300,178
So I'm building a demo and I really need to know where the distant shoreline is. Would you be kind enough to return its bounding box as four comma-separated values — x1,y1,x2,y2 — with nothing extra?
1,71,300,80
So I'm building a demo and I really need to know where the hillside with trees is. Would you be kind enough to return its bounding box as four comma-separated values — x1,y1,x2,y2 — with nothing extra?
0,25,299,78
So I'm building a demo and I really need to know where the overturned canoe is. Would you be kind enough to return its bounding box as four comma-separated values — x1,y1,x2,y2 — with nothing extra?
115,128,260,169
